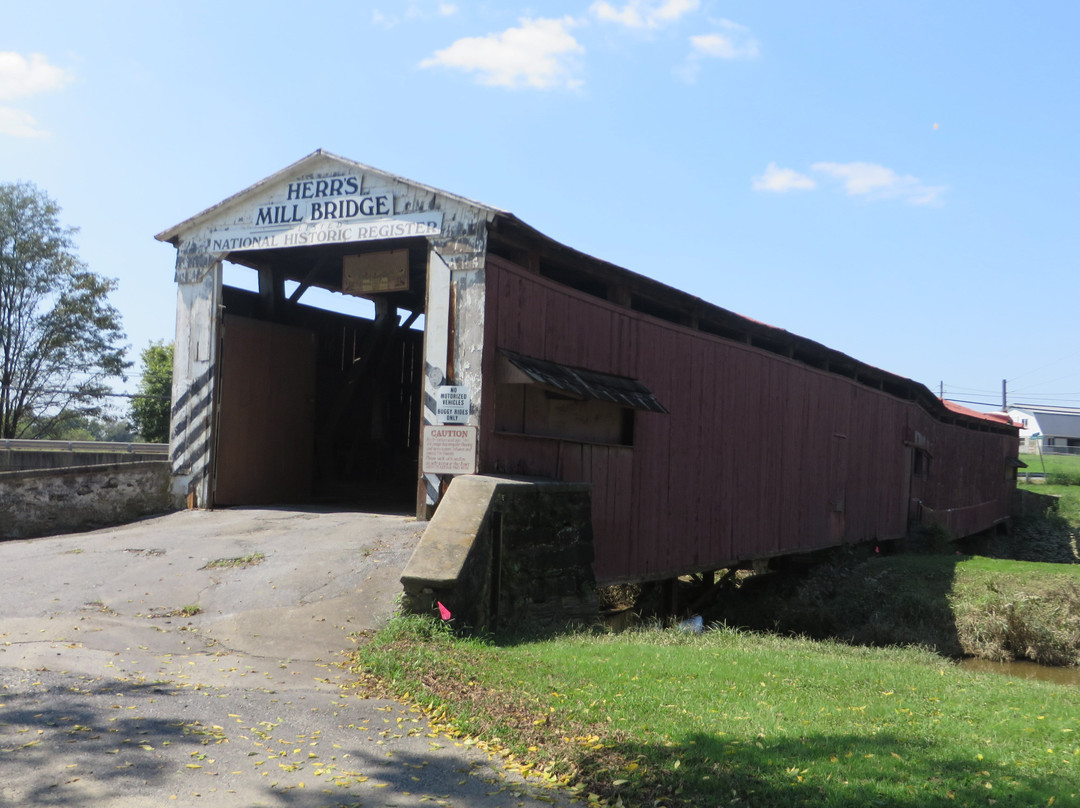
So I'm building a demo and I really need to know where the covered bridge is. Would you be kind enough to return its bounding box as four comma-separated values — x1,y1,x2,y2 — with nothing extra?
158,150,1020,589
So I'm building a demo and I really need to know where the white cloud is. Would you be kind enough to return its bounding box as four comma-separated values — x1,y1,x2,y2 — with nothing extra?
689,25,759,60
0,106,48,138
677,19,758,81
653,0,699,25
590,0,699,29
811,161,946,205
372,9,395,27
420,17,585,90
752,160,947,205
0,52,70,138
812,161,900,195
0,52,70,102
438,3,457,15
752,163,816,193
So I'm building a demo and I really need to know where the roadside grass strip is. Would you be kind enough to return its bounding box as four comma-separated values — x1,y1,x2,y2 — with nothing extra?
352,616,1080,808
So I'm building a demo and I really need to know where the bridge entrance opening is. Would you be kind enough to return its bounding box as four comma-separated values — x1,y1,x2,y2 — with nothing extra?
209,239,427,512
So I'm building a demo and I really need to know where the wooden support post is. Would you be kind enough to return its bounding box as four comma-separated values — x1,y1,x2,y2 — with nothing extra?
689,568,739,615
257,265,283,318
660,578,678,620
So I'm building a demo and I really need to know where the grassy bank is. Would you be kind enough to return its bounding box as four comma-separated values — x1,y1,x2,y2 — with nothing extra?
351,492,1080,807
1019,481,1080,527
1018,451,1080,481
352,617,1080,808
718,552,1080,667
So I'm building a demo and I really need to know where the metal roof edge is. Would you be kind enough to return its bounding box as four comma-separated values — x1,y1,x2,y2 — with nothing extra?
499,348,669,414
1010,404,1080,416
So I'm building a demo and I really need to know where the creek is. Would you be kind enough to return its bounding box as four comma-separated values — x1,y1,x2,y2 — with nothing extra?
958,657,1080,686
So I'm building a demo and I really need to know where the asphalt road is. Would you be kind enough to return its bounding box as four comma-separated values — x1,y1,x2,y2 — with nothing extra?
0,508,579,808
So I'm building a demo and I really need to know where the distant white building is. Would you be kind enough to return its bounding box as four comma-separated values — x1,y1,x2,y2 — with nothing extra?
1007,405,1080,454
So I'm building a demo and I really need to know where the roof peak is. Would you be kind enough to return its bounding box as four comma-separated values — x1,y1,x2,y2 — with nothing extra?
155,150,504,245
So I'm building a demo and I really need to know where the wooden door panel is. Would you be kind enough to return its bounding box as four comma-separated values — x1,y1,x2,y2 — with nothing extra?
214,315,316,505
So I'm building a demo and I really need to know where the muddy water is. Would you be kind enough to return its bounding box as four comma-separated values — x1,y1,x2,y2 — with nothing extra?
959,657,1080,686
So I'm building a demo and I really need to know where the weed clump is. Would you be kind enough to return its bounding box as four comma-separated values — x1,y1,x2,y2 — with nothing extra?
1047,471,1080,486
951,567,1080,666
201,552,265,569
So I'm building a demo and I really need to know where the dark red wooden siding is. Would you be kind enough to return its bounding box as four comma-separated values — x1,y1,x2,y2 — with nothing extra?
215,315,316,506
480,256,1018,584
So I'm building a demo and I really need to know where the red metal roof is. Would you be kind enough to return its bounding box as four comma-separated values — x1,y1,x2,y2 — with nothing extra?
941,400,1016,426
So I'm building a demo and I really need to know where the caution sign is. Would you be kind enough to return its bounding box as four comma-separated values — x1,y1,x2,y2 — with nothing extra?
421,425,477,475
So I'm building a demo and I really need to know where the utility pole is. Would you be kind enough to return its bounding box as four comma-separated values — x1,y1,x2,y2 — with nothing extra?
939,381,944,400
1002,379,1007,412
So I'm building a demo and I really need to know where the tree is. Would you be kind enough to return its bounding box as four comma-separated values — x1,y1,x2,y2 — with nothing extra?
51,411,136,442
0,182,128,438
130,340,173,443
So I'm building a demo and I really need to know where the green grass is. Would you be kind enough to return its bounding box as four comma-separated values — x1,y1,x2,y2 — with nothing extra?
350,479,1080,807
352,617,1080,808
1019,451,1080,481
719,551,1080,665
1019,482,1080,526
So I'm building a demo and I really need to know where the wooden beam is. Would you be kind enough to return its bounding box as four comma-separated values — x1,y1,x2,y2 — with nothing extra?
257,265,283,318
287,257,328,304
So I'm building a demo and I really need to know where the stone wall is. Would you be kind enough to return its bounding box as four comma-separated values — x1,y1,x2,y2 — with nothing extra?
400,475,597,632
0,461,174,541
1013,487,1060,518
492,482,597,628
0,450,167,472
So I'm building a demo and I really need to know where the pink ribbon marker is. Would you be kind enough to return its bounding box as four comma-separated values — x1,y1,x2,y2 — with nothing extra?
437,601,452,621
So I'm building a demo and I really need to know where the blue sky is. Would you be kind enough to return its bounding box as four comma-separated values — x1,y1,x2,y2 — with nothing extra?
3,1,1078,411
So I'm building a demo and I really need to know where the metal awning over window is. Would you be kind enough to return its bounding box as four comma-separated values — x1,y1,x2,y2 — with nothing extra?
498,349,669,414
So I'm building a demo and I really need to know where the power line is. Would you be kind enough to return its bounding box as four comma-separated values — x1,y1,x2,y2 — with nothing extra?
1006,351,1078,385
1010,375,1080,395
1008,393,1080,401
944,398,1002,409
936,379,1080,410
943,386,1002,396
